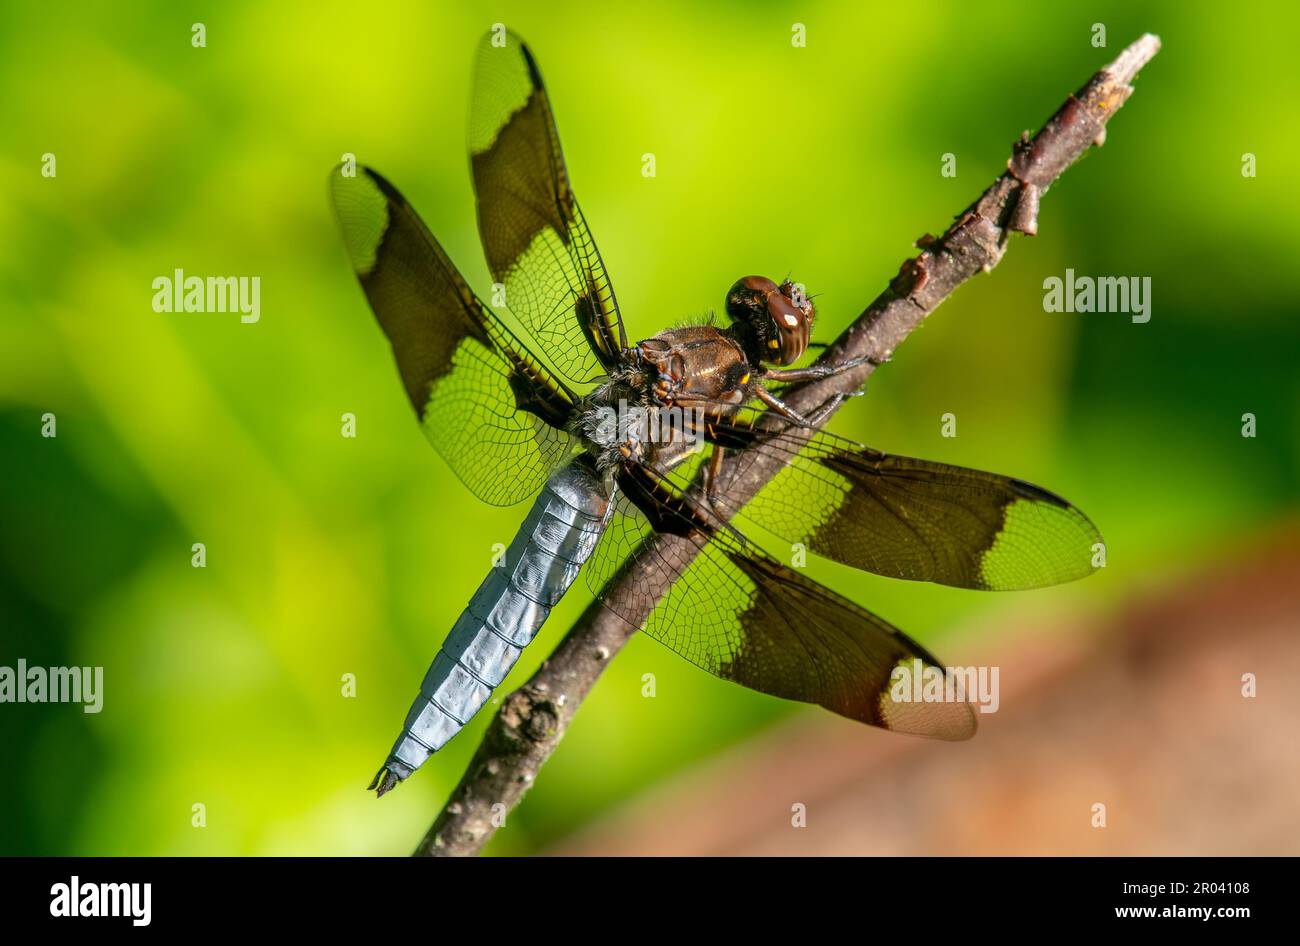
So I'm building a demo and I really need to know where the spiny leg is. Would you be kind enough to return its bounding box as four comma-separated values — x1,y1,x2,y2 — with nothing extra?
753,384,864,429
804,389,868,426
762,354,870,383
699,443,731,518
762,350,892,382
642,415,747,544
641,455,750,549
759,353,880,426
694,446,751,545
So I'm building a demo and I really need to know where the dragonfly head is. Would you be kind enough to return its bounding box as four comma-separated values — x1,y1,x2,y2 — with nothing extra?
725,275,814,366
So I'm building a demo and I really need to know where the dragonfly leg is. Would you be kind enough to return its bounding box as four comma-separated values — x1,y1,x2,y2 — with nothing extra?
639,456,750,548
699,445,731,515
753,384,863,429
804,390,866,427
762,354,873,383
694,446,751,545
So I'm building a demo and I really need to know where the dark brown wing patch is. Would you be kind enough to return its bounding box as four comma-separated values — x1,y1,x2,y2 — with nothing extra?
700,408,1102,591
583,461,976,739
468,31,626,386
329,165,578,506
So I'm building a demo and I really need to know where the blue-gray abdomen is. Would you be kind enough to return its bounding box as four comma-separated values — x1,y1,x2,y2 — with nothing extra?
373,461,610,792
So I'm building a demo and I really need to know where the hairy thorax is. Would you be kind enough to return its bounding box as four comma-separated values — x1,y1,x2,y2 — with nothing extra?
571,326,755,481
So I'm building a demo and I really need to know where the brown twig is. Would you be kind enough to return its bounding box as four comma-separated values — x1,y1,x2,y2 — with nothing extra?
414,32,1161,856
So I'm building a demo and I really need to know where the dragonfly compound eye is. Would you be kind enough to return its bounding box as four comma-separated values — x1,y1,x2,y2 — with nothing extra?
726,275,812,364
725,275,780,323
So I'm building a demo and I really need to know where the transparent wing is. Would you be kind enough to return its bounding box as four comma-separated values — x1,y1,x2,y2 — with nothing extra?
329,165,579,506
468,29,626,388
700,403,1103,590
583,461,976,739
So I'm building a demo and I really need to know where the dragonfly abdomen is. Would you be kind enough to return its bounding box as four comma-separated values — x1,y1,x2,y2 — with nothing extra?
371,460,611,796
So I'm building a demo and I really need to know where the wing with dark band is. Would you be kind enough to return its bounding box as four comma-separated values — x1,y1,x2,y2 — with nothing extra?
583,461,976,739
702,408,1102,591
329,165,578,507
469,29,626,387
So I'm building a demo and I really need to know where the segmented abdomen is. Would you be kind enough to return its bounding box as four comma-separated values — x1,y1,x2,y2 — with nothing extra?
377,461,610,787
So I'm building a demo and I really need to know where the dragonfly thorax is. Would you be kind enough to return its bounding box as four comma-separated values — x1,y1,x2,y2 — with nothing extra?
572,355,715,479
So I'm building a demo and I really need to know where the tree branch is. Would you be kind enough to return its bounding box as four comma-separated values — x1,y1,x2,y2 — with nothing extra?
414,33,1161,857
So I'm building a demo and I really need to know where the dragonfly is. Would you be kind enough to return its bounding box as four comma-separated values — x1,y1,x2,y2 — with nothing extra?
329,30,1103,796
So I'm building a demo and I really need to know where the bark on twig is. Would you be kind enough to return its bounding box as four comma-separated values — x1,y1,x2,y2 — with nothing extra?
414,33,1161,857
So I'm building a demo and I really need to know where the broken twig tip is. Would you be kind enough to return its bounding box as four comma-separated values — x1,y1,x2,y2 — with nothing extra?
1109,33,1162,83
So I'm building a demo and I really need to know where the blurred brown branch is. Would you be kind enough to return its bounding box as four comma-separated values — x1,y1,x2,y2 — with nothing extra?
415,32,1161,857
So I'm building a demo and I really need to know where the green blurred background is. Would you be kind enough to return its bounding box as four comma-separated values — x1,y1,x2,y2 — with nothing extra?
1,0,1296,855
